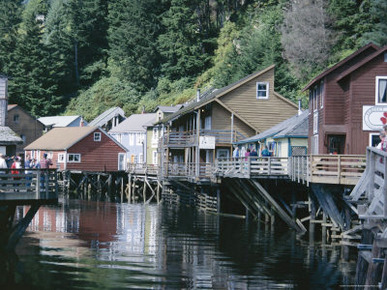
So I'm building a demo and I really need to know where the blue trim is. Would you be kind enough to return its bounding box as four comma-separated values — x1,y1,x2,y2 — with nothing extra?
288,138,291,157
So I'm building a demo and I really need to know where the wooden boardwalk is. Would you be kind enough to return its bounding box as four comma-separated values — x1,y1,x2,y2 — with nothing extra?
0,168,58,251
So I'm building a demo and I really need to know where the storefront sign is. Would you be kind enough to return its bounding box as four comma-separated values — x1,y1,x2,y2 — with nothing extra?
363,105,387,131
199,136,215,149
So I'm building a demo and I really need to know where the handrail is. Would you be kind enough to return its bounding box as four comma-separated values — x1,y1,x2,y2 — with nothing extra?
0,168,58,202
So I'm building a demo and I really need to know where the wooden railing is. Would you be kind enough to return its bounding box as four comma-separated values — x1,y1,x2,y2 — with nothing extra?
0,168,58,203
215,157,289,178
350,147,387,219
161,129,247,147
127,163,159,176
290,155,366,185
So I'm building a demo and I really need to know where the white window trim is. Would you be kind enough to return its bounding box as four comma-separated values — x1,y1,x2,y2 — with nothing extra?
129,133,134,146
94,132,101,142
256,82,269,99
313,111,319,134
320,81,324,109
376,76,387,105
68,153,81,163
58,153,65,163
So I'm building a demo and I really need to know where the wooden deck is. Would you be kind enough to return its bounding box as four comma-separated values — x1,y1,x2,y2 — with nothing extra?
0,168,58,205
128,154,366,186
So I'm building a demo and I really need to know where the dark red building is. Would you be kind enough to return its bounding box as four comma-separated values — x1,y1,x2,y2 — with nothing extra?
304,43,387,154
24,126,128,171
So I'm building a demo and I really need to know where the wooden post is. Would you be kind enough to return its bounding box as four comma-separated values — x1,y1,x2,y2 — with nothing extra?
142,178,146,204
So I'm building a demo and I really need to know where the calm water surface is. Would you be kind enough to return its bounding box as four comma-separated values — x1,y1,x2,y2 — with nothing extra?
5,198,356,289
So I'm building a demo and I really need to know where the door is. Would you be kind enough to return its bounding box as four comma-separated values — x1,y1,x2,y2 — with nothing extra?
118,153,126,171
327,135,345,154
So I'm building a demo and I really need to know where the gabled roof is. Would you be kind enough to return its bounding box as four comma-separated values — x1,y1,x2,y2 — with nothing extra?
109,113,157,133
88,107,126,127
38,115,86,127
160,65,285,124
302,43,380,92
336,45,387,82
0,126,23,145
153,105,183,114
235,110,309,144
7,104,44,126
25,127,97,150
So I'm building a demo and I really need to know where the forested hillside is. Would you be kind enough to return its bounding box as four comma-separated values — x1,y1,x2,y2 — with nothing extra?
0,0,385,120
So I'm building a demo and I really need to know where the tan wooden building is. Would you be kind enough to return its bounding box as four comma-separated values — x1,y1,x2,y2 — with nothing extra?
158,65,298,177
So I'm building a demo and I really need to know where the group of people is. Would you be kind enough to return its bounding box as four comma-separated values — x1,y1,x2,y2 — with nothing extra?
0,153,52,174
377,125,387,152
232,145,272,159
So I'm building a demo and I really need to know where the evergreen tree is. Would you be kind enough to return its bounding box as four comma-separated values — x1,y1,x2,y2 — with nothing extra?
108,0,162,92
7,0,62,116
0,0,22,74
158,0,211,81
362,0,387,46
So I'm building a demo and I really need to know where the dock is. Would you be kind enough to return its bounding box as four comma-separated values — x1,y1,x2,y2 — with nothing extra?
0,168,58,251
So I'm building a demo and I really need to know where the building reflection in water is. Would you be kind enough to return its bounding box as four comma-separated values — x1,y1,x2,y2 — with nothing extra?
12,200,355,289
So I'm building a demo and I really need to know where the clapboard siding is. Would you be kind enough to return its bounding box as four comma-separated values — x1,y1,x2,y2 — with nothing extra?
211,102,255,138
307,44,387,154
220,67,298,132
7,105,44,153
67,131,125,171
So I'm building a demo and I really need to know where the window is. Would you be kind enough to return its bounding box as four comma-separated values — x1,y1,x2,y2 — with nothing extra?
204,116,211,130
370,133,381,147
136,133,143,145
153,128,158,140
68,153,81,163
256,82,269,99
118,153,126,171
20,135,26,143
313,112,319,134
312,135,319,155
129,134,134,146
94,132,101,142
376,76,387,104
13,114,19,124
319,81,324,108
58,153,65,163
152,151,158,165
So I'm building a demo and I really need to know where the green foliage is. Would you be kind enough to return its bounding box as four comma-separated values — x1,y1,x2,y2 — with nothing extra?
65,77,141,121
108,0,161,92
361,0,387,46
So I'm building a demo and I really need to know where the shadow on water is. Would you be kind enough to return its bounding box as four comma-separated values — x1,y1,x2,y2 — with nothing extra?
0,197,357,289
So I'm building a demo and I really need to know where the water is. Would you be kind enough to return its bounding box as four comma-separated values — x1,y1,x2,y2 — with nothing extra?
4,198,356,289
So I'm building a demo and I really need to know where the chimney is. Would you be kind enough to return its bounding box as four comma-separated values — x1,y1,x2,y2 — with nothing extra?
196,89,200,102
0,76,8,126
298,99,302,116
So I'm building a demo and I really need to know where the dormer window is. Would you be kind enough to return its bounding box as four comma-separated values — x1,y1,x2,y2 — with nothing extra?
376,76,387,104
94,132,101,141
256,82,269,99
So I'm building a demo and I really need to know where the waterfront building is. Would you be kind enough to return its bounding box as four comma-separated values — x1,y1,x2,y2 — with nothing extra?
304,43,387,154
109,113,156,164
158,65,298,176
235,109,308,157
7,104,44,155
25,126,127,171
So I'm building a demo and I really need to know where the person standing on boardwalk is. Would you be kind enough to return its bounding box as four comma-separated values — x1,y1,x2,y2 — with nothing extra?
40,153,53,169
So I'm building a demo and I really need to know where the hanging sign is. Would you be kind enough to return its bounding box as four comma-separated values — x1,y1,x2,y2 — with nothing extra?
363,105,387,131
199,136,215,149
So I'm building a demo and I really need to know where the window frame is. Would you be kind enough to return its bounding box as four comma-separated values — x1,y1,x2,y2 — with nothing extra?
376,76,387,105
58,153,65,163
94,132,101,142
256,82,269,100
68,153,81,163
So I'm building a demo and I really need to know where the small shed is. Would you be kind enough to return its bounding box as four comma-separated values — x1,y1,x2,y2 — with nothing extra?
25,126,128,171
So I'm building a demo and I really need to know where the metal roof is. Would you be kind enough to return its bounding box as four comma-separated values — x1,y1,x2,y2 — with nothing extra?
38,115,86,127
88,107,126,127
109,113,157,133
0,126,23,145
